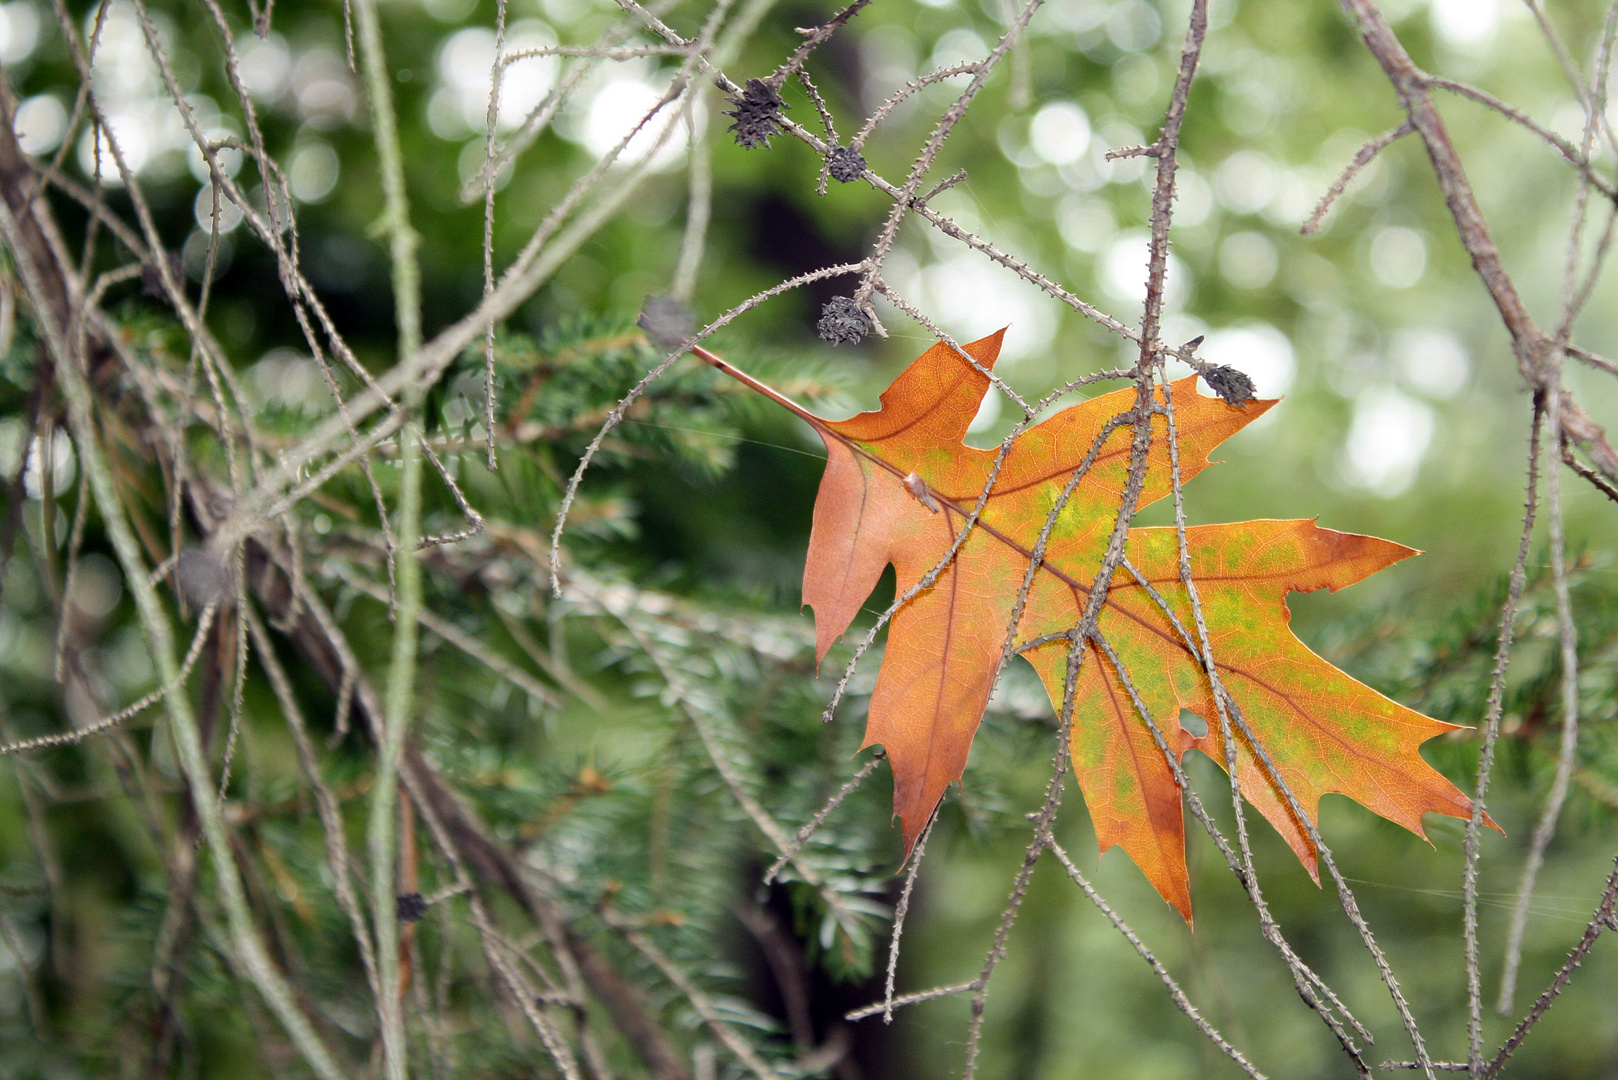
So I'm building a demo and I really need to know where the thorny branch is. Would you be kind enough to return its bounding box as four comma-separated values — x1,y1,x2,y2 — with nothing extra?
1326,5,1618,1075
4,0,1618,1074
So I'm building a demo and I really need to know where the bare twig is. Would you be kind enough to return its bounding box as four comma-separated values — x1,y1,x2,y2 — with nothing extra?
1046,837,1266,1080
1485,854,1618,1077
762,749,884,886
1302,119,1414,236
881,814,932,1023
1464,398,1543,1070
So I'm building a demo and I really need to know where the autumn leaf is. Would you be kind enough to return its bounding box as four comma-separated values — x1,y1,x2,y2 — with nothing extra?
691,331,1484,921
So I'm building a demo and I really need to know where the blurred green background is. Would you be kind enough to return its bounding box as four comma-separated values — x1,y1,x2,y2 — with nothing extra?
2,0,1618,1076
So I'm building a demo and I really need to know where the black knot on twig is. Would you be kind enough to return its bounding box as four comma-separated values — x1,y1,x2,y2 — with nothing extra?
827,144,866,182
396,892,428,923
724,78,787,150
817,296,871,345
1200,364,1256,407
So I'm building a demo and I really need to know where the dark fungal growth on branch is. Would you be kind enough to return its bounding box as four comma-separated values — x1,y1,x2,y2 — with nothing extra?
817,295,871,345
1200,364,1257,407
827,144,866,182
724,78,787,149
395,892,429,923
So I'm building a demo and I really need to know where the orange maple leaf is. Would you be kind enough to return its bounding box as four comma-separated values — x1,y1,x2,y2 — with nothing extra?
693,330,1484,921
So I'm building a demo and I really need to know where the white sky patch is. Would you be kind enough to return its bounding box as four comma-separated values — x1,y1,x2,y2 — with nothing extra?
87,1,163,103
1267,168,1322,227
1219,230,1278,290
13,94,66,155
1174,168,1214,226
250,349,327,409
68,554,122,620
23,429,75,499
1106,0,1161,52
1160,313,1209,382
193,184,244,233
1095,119,1148,184
78,110,150,183
1430,0,1498,49
1029,101,1090,166
436,29,514,135
182,229,234,282
186,121,244,185
236,32,291,103
918,250,1055,364
76,1,197,184
244,182,292,234
884,248,922,301
291,46,357,127
1100,229,1191,311
421,0,476,23
929,28,986,72
1550,101,1589,145
999,114,1040,169
0,1,40,65
1369,226,1427,288
289,141,339,203
577,75,695,173
1390,327,1470,399
1213,150,1278,216
1044,0,1107,33
859,25,918,111
500,30,566,125
968,388,1002,433
1199,323,1295,399
1058,195,1115,252
1342,386,1434,496
434,23,561,135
